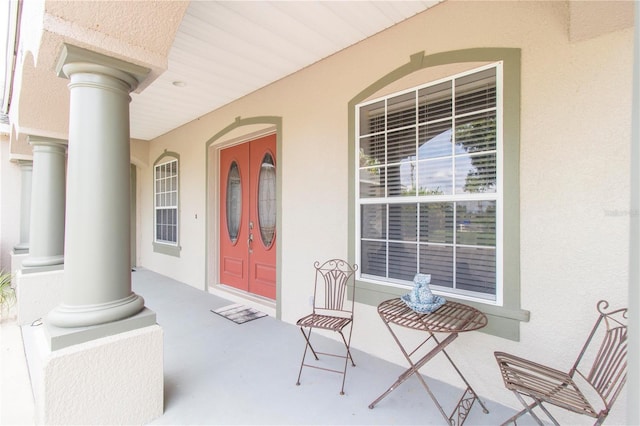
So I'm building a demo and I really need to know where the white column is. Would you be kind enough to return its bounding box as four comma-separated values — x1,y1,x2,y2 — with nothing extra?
13,160,33,253
47,46,147,328
22,138,67,269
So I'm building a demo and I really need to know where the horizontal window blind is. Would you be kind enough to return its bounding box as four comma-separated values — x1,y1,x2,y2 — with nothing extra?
357,64,500,300
154,159,179,245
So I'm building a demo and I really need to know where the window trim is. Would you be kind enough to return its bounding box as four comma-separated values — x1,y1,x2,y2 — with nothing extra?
348,48,529,341
153,150,181,257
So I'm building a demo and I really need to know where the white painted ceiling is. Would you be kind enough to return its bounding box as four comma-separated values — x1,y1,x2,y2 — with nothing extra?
129,1,440,140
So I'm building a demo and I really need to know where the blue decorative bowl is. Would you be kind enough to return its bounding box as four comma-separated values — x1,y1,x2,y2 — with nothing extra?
401,293,446,314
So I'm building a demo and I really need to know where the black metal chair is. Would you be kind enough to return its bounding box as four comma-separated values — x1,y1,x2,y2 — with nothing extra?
495,300,627,426
295,259,358,395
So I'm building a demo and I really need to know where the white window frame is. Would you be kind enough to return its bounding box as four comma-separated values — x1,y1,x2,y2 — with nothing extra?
355,62,503,305
154,157,179,250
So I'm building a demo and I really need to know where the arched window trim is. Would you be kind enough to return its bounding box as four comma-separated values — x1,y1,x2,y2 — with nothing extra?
348,48,529,341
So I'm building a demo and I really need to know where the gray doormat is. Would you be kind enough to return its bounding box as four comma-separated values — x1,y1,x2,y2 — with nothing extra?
211,304,268,324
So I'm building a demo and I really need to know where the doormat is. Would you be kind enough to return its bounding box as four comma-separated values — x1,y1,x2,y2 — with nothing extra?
211,304,268,324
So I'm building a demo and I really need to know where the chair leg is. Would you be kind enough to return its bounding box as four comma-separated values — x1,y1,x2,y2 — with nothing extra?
536,401,561,426
300,327,319,360
296,325,356,395
501,404,540,426
501,392,550,426
337,331,353,396
338,331,356,367
296,327,318,386
338,320,358,396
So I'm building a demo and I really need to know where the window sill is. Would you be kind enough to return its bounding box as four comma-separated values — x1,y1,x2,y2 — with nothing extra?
153,242,181,258
353,279,529,341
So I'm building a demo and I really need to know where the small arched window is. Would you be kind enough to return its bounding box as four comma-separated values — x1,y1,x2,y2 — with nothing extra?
153,152,180,256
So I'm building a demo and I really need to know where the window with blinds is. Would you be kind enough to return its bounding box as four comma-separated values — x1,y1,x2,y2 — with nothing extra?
154,159,179,245
357,63,500,301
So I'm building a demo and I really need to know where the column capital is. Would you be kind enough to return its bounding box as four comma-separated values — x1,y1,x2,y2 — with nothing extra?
9,153,33,164
56,44,150,92
15,159,33,169
28,135,68,150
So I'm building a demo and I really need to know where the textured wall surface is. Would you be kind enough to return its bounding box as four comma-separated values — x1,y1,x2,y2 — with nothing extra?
137,2,631,423
15,269,63,326
37,324,163,425
0,138,21,271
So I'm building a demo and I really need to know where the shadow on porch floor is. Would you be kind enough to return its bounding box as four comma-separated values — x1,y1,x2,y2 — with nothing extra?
8,268,533,425
133,268,523,425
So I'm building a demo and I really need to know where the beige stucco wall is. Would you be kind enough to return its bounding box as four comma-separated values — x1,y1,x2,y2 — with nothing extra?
0,135,23,271
139,2,631,421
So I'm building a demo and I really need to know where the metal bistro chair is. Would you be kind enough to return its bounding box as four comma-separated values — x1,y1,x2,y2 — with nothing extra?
495,300,627,426
295,259,358,395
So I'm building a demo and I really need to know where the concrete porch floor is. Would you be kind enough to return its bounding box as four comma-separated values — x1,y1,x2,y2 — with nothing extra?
2,268,530,425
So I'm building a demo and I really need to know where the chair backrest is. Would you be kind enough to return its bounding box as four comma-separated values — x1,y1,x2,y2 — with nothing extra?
570,300,627,412
312,259,358,315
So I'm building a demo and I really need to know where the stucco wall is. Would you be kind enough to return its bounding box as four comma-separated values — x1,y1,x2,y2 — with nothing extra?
139,2,631,421
0,136,22,272
36,324,163,425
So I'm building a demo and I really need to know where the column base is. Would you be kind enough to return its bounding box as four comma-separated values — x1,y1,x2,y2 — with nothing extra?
15,269,64,326
25,321,163,424
45,306,156,350
10,251,29,278
21,254,64,271
21,264,64,276
12,243,29,254
47,292,145,329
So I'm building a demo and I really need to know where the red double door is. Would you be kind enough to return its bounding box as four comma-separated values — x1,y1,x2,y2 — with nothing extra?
219,134,276,300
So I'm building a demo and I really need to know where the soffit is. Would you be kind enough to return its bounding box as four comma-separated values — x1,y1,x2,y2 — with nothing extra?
129,1,441,140
14,0,188,140
12,1,635,145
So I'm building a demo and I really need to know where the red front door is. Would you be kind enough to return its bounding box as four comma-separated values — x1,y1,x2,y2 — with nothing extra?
219,134,276,299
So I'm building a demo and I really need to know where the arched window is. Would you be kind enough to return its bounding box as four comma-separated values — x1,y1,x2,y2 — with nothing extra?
357,64,499,299
350,49,528,340
153,152,180,257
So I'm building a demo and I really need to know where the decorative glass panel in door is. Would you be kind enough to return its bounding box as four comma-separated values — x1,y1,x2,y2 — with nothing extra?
226,161,242,243
258,153,276,247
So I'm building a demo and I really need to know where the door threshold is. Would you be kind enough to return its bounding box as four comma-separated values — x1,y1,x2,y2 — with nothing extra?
208,284,276,318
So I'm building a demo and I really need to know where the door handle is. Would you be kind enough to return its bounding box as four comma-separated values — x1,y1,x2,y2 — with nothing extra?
247,233,253,252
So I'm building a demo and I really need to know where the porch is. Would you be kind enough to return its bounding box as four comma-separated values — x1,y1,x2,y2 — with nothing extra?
5,269,532,425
